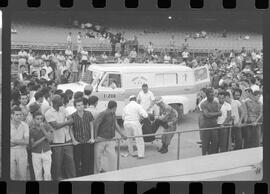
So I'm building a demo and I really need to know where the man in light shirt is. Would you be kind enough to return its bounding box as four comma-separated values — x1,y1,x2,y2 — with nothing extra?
45,95,75,180
181,48,189,63
10,106,29,180
42,61,53,78
249,77,260,92
18,48,28,68
227,89,245,150
217,91,232,153
129,48,137,63
65,46,73,58
77,32,82,53
137,83,155,114
123,95,148,158
67,32,72,48
81,48,88,73
164,53,171,64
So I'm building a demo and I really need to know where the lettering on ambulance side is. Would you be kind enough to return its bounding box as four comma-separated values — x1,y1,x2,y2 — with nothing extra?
104,94,116,99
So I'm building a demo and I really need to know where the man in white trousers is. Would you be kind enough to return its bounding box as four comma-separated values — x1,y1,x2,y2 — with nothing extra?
122,95,148,159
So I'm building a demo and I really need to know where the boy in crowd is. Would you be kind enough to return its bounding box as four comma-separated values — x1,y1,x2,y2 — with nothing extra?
30,111,54,180
70,98,95,176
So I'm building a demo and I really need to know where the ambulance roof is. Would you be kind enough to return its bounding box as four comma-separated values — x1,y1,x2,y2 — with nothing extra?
88,63,193,73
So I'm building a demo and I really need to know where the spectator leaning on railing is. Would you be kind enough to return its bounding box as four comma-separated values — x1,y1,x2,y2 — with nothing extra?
200,88,221,155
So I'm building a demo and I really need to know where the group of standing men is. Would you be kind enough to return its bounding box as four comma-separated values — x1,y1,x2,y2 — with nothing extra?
10,82,179,181
198,87,263,155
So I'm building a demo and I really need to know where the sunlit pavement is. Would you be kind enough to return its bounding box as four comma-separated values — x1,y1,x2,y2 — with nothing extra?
116,112,201,170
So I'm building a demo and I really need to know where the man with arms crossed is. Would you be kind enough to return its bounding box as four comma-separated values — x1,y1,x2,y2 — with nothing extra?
200,88,222,155
10,106,29,180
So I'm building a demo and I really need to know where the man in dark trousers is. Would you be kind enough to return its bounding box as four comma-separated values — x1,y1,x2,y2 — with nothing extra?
70,98,95,176
45,95,75,180
200,88,222,155
151,97,178,154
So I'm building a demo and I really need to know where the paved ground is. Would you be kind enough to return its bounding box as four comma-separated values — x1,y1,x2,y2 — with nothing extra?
116,112,201,170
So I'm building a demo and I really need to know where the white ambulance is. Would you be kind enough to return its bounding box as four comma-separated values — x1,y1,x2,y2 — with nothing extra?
58,63,210,120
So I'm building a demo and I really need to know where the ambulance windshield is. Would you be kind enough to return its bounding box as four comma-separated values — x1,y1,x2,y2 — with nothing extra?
81,70,104,86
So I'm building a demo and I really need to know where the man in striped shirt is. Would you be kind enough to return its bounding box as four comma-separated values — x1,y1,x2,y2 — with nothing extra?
70,98,95,176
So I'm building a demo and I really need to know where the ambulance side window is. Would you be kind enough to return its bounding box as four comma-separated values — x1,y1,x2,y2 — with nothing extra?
101,73,122,89
155,73,178,86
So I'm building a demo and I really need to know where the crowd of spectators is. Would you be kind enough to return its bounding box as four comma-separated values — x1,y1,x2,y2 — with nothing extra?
11,30,263,181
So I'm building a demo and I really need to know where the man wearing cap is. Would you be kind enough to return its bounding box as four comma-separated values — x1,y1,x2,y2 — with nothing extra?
122,95,148,158
45,94,75,180
152,96,178,154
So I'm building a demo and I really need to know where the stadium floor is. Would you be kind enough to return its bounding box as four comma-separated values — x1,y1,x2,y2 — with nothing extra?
115,112,201,170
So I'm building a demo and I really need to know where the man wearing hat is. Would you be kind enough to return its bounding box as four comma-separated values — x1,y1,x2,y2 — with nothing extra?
122,95,148,158
45,94,75,180
152,96,178,154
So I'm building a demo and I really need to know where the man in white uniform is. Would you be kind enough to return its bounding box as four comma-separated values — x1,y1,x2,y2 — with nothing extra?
122,95,148,158
137,83,155,114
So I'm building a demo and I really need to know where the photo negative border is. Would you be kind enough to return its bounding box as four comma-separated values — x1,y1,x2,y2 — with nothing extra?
0,0,269,193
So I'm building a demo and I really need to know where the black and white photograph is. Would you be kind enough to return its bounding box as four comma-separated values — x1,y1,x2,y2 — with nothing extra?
10,11,263,181
0,10,2,178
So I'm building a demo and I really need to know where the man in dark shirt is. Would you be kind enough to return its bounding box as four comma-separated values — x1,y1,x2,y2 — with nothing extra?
93,100,126,174
200,88,222,155
30,111,54,180
70,98,95,176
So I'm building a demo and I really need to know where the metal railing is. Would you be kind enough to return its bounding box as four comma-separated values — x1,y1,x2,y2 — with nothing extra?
50,122,263,170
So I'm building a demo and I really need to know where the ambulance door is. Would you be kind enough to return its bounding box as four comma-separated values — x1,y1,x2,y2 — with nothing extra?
96,72,125,117
193,65,211,90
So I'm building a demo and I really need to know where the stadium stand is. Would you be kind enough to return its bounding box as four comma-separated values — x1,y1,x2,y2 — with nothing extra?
11,12,262,53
